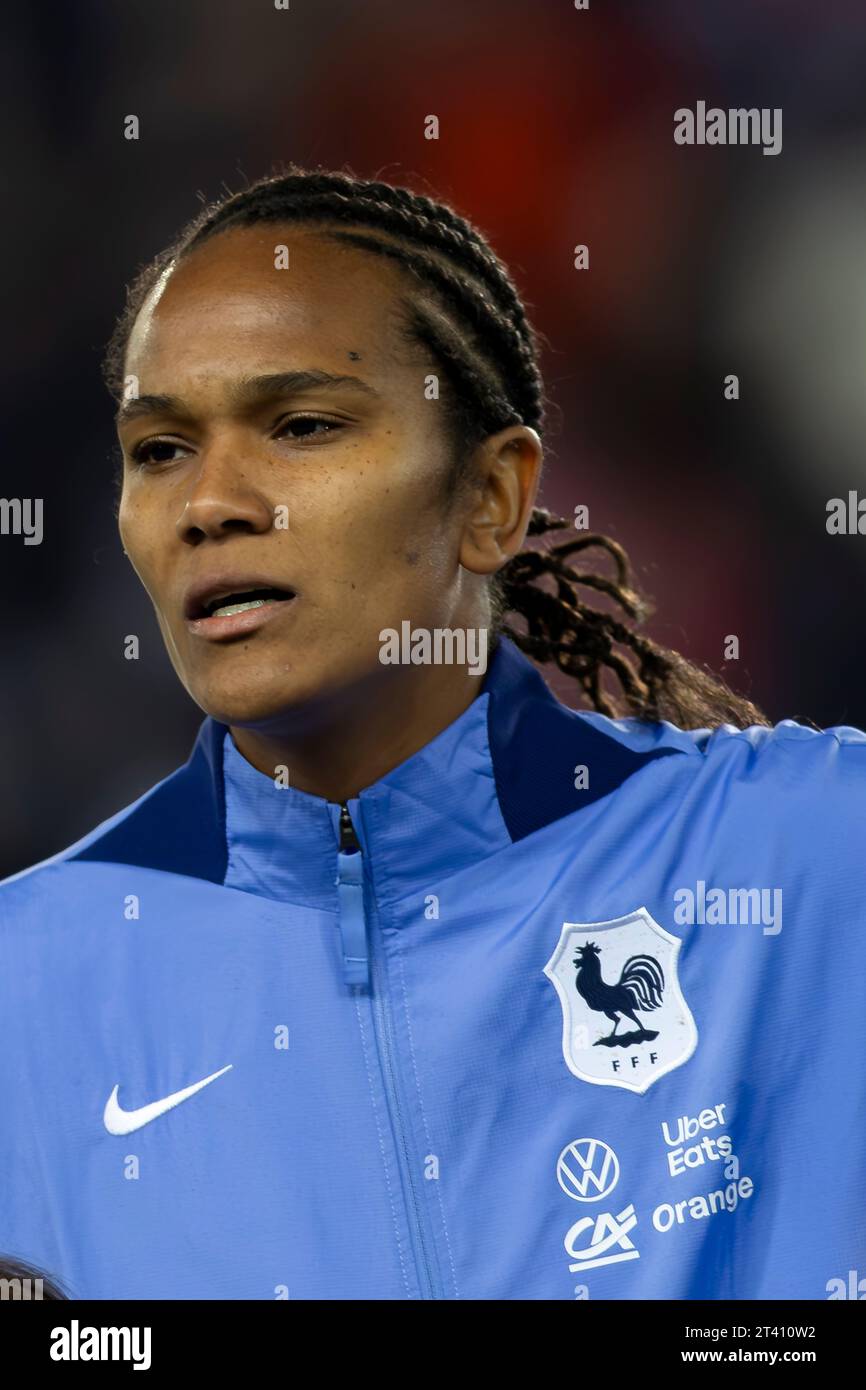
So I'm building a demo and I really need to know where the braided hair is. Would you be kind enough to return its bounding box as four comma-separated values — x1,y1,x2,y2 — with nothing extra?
104,163,768,731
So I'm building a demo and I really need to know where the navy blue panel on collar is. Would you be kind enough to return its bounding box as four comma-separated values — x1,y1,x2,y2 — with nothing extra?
483,636,680,842
71,637,679,881
72,715,229,883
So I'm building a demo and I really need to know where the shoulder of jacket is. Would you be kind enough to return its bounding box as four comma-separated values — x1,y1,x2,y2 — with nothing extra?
575,707,866,776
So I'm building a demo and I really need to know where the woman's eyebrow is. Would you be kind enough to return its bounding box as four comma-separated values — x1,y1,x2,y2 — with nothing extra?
233,370,380,408
115,369,380,427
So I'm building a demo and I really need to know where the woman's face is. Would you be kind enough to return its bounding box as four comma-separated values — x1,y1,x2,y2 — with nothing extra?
117,224,510,729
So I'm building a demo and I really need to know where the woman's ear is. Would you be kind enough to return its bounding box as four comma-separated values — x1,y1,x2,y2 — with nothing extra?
459,425,543,576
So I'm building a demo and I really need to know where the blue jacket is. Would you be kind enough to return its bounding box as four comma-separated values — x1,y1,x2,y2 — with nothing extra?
1,637,865,1300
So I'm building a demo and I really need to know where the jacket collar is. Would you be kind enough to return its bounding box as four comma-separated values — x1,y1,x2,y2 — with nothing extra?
73,637,682,904
220,666,505,908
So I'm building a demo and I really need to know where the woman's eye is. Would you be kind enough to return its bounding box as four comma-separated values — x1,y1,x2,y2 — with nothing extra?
128,415,343,468
275,414,344,442
130,439,188,468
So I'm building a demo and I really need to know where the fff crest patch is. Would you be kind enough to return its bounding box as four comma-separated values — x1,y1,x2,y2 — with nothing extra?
543,907,698,1094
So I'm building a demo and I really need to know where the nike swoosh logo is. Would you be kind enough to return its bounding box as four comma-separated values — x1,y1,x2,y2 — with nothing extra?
103,1064,233,1135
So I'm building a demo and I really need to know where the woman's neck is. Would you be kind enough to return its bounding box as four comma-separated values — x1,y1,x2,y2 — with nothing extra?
228,660,486,802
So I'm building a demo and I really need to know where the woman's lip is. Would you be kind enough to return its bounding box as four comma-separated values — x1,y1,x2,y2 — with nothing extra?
186,596,297,641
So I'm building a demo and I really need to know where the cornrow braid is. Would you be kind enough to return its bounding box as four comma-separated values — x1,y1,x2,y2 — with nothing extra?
325,228,536,436
192,171,540,352
104,163,769,731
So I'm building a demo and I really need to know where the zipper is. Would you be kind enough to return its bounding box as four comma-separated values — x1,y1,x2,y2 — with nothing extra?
336,805,368,986
336,800,441,1300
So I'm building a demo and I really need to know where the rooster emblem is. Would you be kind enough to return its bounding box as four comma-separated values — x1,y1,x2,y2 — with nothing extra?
573,941,664,1047
544,907,698,1093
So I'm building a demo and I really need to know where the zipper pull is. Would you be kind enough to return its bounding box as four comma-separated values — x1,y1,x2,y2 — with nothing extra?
336,801,369,988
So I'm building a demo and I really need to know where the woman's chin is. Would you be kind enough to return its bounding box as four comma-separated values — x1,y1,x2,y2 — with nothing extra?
187,674,318,729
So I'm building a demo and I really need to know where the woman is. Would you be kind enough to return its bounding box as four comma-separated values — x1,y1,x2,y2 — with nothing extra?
1,166,863,1300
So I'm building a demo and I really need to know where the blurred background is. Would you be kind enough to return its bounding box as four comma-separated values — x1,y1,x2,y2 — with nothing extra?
3,0,866,877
